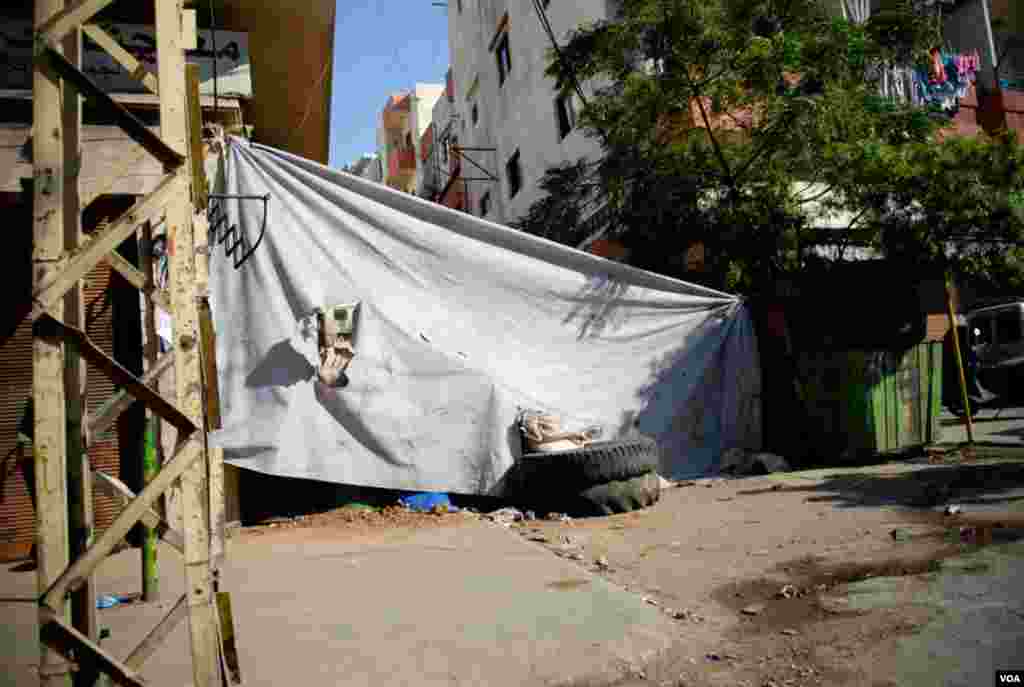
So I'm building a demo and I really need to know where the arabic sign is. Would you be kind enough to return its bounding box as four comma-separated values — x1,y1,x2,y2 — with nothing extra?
0,22,251,98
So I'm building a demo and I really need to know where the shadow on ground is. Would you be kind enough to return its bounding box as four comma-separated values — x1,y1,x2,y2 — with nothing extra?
737,461,1024,510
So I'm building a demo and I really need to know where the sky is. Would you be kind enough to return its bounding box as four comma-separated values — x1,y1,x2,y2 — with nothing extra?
327,1,450,168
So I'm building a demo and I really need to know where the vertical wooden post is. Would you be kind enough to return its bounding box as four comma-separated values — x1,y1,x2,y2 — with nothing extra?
186,64,225,570
140,220,161,603
61,21,99,686
34,1,72,685
946,277,974,444
155,4,221,686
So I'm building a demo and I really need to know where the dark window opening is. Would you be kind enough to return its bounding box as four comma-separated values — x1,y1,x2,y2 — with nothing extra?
555,93,576,139
506,149,522,198
480,190,491,216
996,310,1022,345
496,33,511,86
471,102,479,126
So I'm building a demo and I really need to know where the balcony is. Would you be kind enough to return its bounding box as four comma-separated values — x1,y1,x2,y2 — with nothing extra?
388,147,416,179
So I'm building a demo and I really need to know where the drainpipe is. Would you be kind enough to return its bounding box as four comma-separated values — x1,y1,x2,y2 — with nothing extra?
979,0,1000,92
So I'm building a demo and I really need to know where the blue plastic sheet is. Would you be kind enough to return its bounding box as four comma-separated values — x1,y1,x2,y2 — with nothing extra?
399,492,457,512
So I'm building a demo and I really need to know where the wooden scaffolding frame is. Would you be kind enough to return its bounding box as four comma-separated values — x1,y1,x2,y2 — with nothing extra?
21,1,230,685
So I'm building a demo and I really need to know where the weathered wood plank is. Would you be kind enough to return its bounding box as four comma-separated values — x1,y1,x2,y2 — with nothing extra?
92,471,184,554
43,46,184,169
31,171,186,323
85,352,174,442
43,435,202,609
34,2,71,685
39,608,146,687
82,24,159,95
38,315,195,434
157,3,222,685
125,594,188,670
36,0,116,45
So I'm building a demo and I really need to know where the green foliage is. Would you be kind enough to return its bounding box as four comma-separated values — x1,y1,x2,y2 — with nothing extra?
512,0,1024,295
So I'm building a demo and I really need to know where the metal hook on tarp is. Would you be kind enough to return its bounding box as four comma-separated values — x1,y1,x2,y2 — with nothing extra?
207,193,271,269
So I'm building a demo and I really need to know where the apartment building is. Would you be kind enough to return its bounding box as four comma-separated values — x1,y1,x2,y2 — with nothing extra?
445,0,616,225
378,84,445,193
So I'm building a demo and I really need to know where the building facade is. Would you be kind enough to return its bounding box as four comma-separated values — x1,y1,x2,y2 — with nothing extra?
347,153,384,183
446,0,616,225
378,84,445,193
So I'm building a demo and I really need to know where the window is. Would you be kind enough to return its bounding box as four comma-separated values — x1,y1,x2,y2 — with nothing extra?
496,33,511,86
506,149,522,198
555,93,576,139
457,0,463,12
479,190,491,216
440,135,449,164
471,102,479,126
405,132,413,150
995,309,1022,345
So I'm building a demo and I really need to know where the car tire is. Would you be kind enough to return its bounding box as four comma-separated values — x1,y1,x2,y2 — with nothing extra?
517,437,660,490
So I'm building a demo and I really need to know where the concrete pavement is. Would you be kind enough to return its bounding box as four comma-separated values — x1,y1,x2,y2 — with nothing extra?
2,519,678,687
938,405,1024,447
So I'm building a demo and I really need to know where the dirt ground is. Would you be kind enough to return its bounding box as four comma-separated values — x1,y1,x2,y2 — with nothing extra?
237,450,1024,687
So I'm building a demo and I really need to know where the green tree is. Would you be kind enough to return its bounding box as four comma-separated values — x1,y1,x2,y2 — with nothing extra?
512,0,1024,294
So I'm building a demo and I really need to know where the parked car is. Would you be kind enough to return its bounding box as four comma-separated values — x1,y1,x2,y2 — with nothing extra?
966,300,1024,401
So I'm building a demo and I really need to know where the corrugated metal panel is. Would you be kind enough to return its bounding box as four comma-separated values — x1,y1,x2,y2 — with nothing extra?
84,263,123,538
0,261,126,562
0,191,33,562
0,317,35,562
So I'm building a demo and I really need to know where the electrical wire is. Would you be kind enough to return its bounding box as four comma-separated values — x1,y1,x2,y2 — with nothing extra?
531,0,589,109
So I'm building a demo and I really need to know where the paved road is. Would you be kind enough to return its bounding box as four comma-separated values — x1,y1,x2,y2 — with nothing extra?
938,404,1024,446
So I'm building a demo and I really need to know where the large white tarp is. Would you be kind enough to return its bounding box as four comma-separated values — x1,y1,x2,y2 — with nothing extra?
209,139,762,494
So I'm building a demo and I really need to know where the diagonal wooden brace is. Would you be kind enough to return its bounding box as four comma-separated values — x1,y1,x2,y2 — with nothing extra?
103,249,171,311
92,471,184,554
43,46,185,169
35,0,117,46
31,171,185,323
39,607,147,687
82,24,159,95
86,352,175,442
38,314,195,434
43,435,203,609
126,593,188,670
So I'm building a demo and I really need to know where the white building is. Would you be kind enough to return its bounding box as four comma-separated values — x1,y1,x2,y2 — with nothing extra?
446,0,616,224
377,83,445,193
346,153,383,183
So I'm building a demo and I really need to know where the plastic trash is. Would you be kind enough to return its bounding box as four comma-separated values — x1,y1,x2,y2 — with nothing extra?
97,595,120,609
399,492,457,513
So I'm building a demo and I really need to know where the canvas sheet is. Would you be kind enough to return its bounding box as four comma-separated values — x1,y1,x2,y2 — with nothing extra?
209,139,762,494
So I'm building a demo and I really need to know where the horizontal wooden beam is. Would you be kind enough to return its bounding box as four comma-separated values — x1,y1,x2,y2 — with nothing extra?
43,46,185,169
31,171,184,322
39,607,146,687
43,435,203,609
82,24,158,95
35,0,116,46
86,352,174,441
40,315,195,434
126,594,188,670
92,471,184,554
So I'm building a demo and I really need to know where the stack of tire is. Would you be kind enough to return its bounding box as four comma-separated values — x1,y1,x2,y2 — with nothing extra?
509,436,662,517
